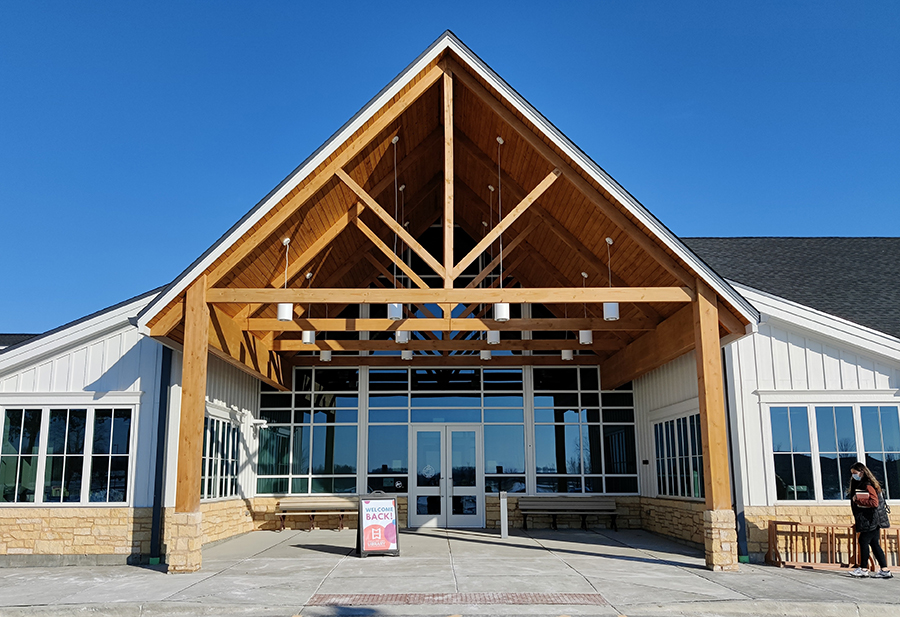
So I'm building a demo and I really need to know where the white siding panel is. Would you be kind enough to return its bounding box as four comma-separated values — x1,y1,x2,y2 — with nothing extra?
787,332,808,390
806,340,825,390
857,357,876,390
86,341,104,387
53,355,70,391
19,369,35,392
206,355,259,415
875,363,893,390
117,329,140,392
822,345,842,389
840,350,860,390
771,327,792,390
69,347,87,391
36,362,52,391
2,375,18,392
755,325,775,390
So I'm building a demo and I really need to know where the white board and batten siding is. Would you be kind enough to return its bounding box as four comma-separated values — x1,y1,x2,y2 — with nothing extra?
633,351,700,499
0,293,165,508
162,351,261,507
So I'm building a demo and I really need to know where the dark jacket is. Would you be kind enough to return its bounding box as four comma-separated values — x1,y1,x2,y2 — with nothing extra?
849,478,890,532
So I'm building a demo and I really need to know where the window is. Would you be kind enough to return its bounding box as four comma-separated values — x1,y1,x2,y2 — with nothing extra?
0,406,133,505
202,416,240,500
533,368,637,494
1,409,41,503
861,406,900,499
257,368,358,495
654,414,704,499
770,406,814,500
815,406,856,500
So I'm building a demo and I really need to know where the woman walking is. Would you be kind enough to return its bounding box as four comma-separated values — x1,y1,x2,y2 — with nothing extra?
849,462,892,578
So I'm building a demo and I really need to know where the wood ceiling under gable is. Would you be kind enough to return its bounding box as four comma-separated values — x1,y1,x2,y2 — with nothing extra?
146,48,749,388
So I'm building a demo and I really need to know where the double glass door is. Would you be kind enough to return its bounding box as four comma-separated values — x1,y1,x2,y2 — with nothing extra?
409,425,483,528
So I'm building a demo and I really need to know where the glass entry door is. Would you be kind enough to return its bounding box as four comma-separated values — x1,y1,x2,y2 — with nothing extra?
409,425,483,528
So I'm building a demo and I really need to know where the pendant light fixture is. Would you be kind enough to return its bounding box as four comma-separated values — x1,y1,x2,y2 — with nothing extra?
579,272,593,345
319,350,332,362
388,135,404,321
603,237,619,321
480,215,492,360
487,330,500,345
562,302,573,360
401,349,413,361
395,182,410,344
493,137,510,323
301,272,315,345
277,238,294,322
480,349,492,361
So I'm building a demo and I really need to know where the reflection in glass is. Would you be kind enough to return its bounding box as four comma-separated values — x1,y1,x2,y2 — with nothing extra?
411,409,480,423
534,408,579,423
536,476,582,493
412,369,479,391
535,425,580,474
313,369,359,392
258,426,291,476
816,407,857,500
483,408,523,423
291,426,309,475
370,394,409,408
369,409,408,423
368,426,408,473
533,368,578,391
412,394,479,407
417,495,441,515
483,369,523,391
484,425,525,474
485,476,525,493
416,431,441,487
533,394,578,409
451,431,476,487
452,495,477,515
312,426,357,474
604,425,636,475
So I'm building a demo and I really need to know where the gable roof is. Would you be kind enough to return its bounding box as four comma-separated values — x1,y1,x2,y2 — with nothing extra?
685,237,900,339
136,30,757,335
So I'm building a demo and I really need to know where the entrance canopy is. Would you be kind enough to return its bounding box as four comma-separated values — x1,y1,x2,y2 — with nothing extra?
136,31,756,392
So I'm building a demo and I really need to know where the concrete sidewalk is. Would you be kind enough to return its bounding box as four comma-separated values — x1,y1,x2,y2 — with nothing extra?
0,527,898,616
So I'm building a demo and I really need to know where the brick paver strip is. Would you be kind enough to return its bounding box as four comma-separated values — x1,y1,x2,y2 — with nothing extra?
308,593,608,606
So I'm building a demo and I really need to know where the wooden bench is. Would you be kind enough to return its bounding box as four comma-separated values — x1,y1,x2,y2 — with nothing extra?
275,496,359,531
517,496,618,531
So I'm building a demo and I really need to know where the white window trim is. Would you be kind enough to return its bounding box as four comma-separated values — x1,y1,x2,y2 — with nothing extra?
765,401,900,505
756,389,899,404
0,402,139,507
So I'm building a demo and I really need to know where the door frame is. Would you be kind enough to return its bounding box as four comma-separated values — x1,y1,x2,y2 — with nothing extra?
408,424,484,528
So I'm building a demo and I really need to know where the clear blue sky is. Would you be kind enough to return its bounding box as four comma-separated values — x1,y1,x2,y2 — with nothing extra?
1,1,897,334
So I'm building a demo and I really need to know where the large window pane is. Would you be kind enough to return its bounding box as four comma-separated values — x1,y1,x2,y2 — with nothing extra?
258,426,291,476
291,426,310,475
368,426,408,473
535,424,580,474
604,425,636,475
484,425,524,474
312,426,357,474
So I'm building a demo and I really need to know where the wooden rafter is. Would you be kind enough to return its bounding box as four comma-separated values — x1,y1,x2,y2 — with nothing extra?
452,169,560,279
207,287,694,305
336,168,446,278
353,216,430,290
465,220,537,289
443,70,454,290
290,354,603,367
366,127,441,200
447,58,695,288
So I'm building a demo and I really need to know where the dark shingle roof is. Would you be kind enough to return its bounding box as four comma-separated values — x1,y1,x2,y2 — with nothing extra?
0,334,38,348
683,238,900,340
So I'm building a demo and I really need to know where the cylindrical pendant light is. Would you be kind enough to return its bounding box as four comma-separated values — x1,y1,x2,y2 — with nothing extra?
401,349,413,361
561,349,574,361
396,330,409,344
388,303,404,321
277,303,293,322
302,330,315,345
603,238,619,321
277,238,294,322
494,302,510,322
487,330,500,345
480,349,492,361
319,350,332,362
603,302,619,321
579,329,593,345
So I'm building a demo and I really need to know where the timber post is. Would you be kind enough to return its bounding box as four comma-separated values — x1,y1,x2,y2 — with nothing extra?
168,274,209,573
693,278,740,571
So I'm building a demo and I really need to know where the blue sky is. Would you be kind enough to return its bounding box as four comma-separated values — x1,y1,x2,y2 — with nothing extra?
1,1,897,333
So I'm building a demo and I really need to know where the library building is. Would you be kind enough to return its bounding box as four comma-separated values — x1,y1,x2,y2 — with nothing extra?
1,32,898,573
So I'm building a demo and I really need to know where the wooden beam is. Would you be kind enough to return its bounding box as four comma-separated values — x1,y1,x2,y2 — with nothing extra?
466,221,537,288
600,305,695,390
267,202,364,288
175,275,209,514
250,317,656,332
457,133,662,323
205,65,443,288
453,169,560,279
335,168,446,278
207,287,694,305
273,339,619,352
290,354,604,366
448,58,695,288
353,217,430,289
693,279,731,510
208,304,288,390
149,298,184,337
443,70,454,292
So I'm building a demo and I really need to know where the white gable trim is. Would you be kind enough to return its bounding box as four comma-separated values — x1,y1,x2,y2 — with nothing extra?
136,31,758,332
734,281,900,362
0,292,158,376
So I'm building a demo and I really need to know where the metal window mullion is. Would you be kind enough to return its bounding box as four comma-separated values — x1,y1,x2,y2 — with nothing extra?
523,365,536,495
807,406,824,502
31,408,49,505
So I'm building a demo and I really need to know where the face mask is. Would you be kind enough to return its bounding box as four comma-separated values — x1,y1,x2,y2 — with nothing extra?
852,473,862,481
